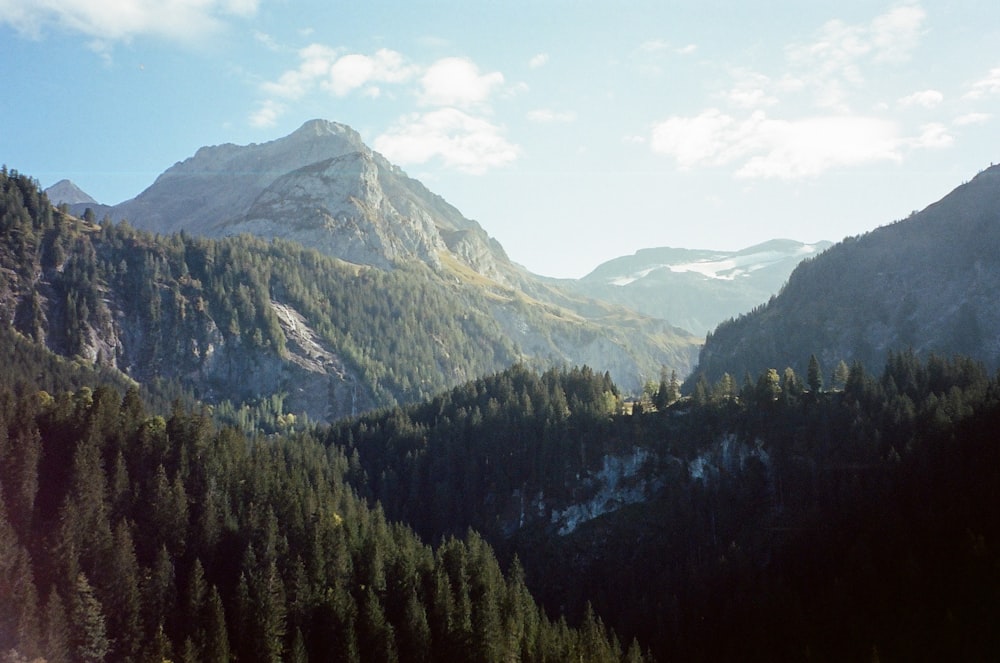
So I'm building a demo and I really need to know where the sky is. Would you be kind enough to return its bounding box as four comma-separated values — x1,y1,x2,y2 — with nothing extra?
1,1,999,278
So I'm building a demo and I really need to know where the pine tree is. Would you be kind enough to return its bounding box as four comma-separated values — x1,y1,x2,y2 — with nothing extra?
70,573,111,663
104,521,142,662
42,587,71,663
807,354,823,394
202,586,230,663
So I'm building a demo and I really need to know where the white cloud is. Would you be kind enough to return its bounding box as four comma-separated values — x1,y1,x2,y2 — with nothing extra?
964,67,1000,100
0,0,259,48
954,112,992,126
725,71,779,109
785,4,927,109
259,45,417,101
260,43,336,99
676,44,697,55
907,122,952,149
527,109,577,123
898,89,943,108
254,48,515,175
419,57,504,108
324,49,416,96
374,109,519,174
254,31,281,52
651,109,743,169
248,99,285,128
637,40,671,54
648,109,955,179
869,4,927,63
529,53,549,69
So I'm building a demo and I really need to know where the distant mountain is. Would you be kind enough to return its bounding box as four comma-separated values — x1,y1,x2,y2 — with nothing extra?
99,119,514,282
44,178,98,205
692,164,1000,385
564,239,832,336
64,119,700,392
2,167,696,426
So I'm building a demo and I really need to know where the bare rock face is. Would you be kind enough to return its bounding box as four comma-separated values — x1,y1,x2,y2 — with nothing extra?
108,119,509,277
111,120,369,237
45,179,99,206
220,152,446,269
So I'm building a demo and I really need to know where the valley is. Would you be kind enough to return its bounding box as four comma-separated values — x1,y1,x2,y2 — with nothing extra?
2,126,1000,662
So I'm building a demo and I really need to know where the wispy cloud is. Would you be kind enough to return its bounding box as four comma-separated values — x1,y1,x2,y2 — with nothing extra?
0,0,259,51
529,53,549,69
254,31,282,52
954,112,992,126
249,99,285,129
527,109,577,123
785,3,927,110
898,89,943,108
964,66,1000,100
649,4,943,179
632,39,695,76
650,109,948,179
374,109,519,174
725,71,780,109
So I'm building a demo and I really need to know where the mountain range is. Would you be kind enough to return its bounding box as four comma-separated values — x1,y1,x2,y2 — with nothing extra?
564,239,832,336
10,126,706,423
5,127,1000,663
41,119,1000,408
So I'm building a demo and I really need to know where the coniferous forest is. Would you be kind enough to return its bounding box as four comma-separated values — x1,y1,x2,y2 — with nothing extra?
2,169,1000,661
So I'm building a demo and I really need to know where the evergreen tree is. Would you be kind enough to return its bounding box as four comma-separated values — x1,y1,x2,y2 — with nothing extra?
70,573,111,663
42,587,71,663
807,354,823,394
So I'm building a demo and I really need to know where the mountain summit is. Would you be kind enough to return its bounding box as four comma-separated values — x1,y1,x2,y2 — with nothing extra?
44,179,98,206
104,119,511,280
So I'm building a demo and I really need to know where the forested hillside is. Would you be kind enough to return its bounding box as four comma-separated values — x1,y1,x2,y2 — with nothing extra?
1,167,691,426
692,164,1000,386
0,382,651,662
325,353,1000,661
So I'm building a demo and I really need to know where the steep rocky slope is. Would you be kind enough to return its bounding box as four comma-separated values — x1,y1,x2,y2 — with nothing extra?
97,119,516,283
692,164,1000,384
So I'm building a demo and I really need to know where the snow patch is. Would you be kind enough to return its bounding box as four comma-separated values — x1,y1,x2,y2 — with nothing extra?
606,243,824,285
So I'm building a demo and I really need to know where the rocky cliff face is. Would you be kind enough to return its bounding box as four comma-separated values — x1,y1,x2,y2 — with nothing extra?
0,238,371,423
108,120,368,236
105,119,514,281
220,152,447,270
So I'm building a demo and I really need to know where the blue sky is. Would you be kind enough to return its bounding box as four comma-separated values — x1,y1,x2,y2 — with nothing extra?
2,1,999,278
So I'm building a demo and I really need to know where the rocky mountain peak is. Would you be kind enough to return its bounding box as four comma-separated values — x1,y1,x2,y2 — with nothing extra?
45,179,98,206
290,118,363,143
102,119,520,281
220,150,445,269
